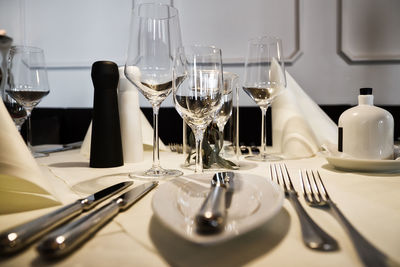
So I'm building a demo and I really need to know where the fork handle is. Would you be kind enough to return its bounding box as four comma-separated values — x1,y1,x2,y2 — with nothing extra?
328,202,398,267
287,192,338,251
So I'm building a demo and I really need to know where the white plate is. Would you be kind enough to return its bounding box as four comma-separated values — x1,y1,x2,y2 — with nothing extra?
325,156,400,172
151,173,284,245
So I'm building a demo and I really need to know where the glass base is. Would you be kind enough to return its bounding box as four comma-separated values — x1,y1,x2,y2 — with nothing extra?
245,153,282,162
129,167,183,181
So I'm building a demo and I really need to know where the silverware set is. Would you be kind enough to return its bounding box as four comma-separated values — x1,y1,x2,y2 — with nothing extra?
270,163,399,267
0,181,157,259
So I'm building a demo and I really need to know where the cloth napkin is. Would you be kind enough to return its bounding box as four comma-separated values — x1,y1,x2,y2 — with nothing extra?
0,100,60,214
80,67,167,161
271,71,337,159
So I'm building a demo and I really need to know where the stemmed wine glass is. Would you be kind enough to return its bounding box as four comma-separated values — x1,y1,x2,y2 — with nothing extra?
2,90,27,131
6,46,50,158
125,3,183,179
243,36,286,161
173,45,224,173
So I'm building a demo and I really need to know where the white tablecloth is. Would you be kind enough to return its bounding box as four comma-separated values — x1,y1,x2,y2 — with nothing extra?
1,149,399,267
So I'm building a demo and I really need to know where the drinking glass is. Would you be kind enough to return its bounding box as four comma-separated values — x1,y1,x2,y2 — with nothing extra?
173,45,223,173
2,89,27,131
125,3,183,179
6,46,50,158
243,36,286,161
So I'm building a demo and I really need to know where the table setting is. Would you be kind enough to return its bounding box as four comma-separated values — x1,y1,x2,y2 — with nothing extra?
1,2,400,267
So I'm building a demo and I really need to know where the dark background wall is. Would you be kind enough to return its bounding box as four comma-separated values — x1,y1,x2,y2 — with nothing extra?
26,106,400,146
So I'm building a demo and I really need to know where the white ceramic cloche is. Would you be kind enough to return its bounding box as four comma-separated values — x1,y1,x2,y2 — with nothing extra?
338,88,394,160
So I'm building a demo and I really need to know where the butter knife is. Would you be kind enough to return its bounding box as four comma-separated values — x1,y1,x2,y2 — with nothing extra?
37,181,158,258
0,181,132,255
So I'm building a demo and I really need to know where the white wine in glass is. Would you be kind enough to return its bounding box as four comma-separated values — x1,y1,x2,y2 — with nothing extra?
125,3,183,179
243,36,286,161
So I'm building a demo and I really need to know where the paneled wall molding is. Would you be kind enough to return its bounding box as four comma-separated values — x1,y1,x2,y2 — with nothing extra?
338,0,400,63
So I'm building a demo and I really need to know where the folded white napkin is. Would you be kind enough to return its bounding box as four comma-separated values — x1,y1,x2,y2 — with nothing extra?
0,100,60,214
80,67,167,161
271,71,337,159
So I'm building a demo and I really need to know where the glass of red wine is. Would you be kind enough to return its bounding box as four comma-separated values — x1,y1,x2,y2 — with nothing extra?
6,46,50,157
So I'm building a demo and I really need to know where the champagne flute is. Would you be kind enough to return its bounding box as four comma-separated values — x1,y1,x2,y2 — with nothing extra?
243,36,286,161
125,3,183,179
173,45,223,173
5,46,50,158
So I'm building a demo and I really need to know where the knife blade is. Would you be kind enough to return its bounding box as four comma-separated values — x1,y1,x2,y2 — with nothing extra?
37,181,158,258
0,181,132,255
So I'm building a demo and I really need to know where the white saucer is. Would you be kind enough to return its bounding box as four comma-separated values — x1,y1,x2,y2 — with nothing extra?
325,156,400,172
151,173,284,245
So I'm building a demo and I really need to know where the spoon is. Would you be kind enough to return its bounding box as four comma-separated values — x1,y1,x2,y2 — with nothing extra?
195,172,234,234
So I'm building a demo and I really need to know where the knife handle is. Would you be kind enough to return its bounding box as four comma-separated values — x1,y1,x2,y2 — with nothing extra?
37,200,120,258
195,186,226,234
0,200,83,255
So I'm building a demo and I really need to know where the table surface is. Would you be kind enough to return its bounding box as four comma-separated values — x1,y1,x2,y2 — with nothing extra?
1,149,399,267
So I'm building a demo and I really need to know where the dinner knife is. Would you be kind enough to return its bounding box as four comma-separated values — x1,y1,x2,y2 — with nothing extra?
37,181,158,258
0,181,132,255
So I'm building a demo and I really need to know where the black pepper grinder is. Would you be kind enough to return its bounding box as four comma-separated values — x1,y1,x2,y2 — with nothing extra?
90,61,123,168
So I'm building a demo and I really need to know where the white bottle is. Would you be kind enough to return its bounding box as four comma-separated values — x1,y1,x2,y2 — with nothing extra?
338,88,394,160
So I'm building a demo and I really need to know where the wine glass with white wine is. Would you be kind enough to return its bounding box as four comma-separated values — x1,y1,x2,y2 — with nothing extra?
125,3,183,179
6,46,50,158
243,36,286,161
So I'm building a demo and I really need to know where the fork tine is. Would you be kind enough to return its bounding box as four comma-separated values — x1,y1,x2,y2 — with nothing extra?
311,171,323,201
282,164,294,190
315,171,331,200
299,170,311,202
305,170,319,202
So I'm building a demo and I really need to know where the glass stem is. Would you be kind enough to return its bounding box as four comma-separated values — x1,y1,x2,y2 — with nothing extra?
260,106,268,157
25,109,33,150
194,129,204,173
152,105,161,170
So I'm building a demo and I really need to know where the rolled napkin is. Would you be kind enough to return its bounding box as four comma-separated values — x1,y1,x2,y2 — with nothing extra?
0,100,60,214
271,71,337,159
118,66,143,163
80,67,167,160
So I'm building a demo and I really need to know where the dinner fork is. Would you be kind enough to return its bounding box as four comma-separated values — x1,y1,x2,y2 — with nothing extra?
269,164,338,251
300,170,400,267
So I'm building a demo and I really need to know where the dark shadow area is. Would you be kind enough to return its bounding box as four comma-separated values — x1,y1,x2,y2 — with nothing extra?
149,208,291,267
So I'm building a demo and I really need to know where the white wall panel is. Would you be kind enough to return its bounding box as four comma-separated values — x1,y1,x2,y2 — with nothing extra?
1,0,400,108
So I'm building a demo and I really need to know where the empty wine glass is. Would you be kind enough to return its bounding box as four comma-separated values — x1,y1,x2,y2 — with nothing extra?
125,3,183,179
243,36,286,161
6,46,50,158
213,72,238,157
173,45,223,173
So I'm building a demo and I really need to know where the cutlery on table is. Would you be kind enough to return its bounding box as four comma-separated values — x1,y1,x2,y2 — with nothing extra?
195,172,234,234
0,181,132,255
300,170,400,267
37,181,158,258
270,164,338,251
36,141,83,154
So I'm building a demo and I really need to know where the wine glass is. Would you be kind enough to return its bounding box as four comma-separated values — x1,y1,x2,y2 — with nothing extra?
1,91,27,131
125,3,183,179
6,46,50,158
173,45,223,173
243,36,286,161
